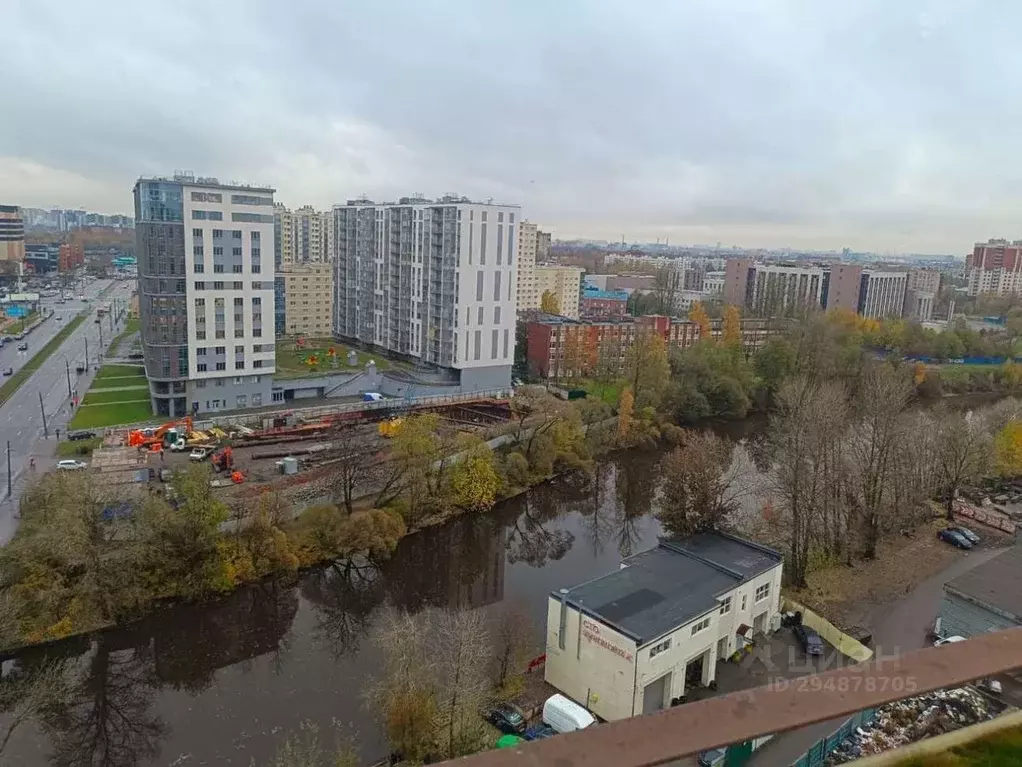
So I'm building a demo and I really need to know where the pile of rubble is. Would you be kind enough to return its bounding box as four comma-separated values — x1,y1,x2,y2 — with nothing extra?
827,687,999,764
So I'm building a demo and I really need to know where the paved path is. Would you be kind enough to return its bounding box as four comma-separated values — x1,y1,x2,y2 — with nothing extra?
747,544,1010,766
0,279,135,544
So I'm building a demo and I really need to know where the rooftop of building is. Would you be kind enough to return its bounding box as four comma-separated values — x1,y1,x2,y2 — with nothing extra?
536,263,583,272
135,173,275,193
335,194,520,208
552,532,782,647
945,544,1022,621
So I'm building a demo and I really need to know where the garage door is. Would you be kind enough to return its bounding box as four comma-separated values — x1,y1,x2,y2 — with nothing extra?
642,673,669,714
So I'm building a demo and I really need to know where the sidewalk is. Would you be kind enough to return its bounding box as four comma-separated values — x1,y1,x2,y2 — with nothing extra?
747,546,1009,766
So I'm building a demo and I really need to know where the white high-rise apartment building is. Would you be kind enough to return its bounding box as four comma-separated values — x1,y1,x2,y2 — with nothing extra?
134,173,276,417
535,265,584,318
333,195,519,391
517,221,539,310
858,270,907,319
273,203,332,265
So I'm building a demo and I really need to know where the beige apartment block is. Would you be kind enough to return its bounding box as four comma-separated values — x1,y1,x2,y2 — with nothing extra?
536,264,584,319
517,221,539,311
0,205,25,263
283,262,334,336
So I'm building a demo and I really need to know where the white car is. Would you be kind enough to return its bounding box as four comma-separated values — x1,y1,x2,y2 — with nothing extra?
189,447,211,461
934,635,967,647
56,459,88,471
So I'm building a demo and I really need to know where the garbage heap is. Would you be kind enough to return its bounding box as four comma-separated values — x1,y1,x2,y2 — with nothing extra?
827,687,999,764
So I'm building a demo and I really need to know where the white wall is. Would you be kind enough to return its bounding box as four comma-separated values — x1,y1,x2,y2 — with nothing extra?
455,204,518,370
545,598,638,722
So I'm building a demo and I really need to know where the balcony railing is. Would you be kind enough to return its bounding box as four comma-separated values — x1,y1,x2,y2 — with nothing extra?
440,628,1022,767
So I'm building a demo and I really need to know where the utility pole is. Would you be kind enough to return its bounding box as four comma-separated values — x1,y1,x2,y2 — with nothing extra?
6,441,10,499
98,322,103,352
65,358,72,398
84,336,89,368
38,391,48,438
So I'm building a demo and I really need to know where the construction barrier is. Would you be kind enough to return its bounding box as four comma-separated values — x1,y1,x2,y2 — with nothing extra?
782,598,874,663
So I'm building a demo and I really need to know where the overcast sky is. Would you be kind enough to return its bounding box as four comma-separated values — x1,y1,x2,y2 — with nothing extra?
2,0,1019,253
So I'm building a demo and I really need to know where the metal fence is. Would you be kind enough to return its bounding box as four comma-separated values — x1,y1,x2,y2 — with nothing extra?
790,707,877,767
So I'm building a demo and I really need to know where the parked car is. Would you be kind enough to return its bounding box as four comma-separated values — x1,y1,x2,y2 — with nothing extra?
542,694,596,734
698,748,727,767
486,703,526,734
938,528,973,549
16,342,27,351
949,526,980,545
794,624,824,656
189,447,211,461
1,368,11,377
56,460,88,471
934,635,967,647
523,724,556,741
68,430,96,441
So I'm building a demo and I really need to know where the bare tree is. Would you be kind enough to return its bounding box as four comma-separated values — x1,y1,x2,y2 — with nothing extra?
433,608,492,759
656,430,743,539
848,365,914,559
329,428,381,515
0,661,72,756
935,407,992,520
769,377,850,587
490,601,538,695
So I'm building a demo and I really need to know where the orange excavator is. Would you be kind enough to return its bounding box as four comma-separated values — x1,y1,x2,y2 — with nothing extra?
129,417,193,450
211,446,234,473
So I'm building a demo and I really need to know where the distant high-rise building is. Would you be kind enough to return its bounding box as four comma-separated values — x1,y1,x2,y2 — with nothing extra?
723,259,825,317
333,195,519,391
536,229,552,262
823,264,863,313
857,270,907,319
517,221,539,311
273,204,332,265
904,269,941,322
966,239,1022,296
535,265,584,319
134,173,276,417
0,205,25,264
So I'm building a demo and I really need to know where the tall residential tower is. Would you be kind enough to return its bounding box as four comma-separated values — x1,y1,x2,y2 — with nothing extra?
134,173,276,417
333,195,519,391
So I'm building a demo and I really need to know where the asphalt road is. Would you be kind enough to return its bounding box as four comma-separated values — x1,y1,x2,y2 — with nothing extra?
0,277,136,544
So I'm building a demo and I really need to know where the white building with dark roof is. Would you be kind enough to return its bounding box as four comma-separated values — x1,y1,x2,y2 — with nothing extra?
545,532,783,721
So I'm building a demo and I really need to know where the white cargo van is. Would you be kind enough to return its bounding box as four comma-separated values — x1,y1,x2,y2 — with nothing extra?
542,694,596,733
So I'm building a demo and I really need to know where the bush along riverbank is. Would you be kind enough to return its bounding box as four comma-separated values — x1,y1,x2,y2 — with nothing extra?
0,389,603,654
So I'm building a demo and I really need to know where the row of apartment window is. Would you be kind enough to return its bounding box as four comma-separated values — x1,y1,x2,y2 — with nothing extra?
195,344,272,356
464,222,515,268
194,263,261,274
193,281,269,290
194,247,261,257
192,210,273,224
196,360,266,372
189,192,272,206
463,306,502,326
192,228,260,241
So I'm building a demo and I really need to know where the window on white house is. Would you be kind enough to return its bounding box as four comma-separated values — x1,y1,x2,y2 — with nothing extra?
741,594,747,611
719,596,732,615
649,638,672,658
690,617,711,636
755,583,770,602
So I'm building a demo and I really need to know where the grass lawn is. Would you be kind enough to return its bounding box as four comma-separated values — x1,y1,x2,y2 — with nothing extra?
0,314,86,406
580,378,625,405
94,364,146,380
274,337,391,379
69,400,154,430
81,387,150,405
56,436,103,458
111,317,141,348
893,724,1022,766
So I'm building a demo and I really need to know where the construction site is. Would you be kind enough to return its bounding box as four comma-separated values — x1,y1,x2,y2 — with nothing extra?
81,392,516,513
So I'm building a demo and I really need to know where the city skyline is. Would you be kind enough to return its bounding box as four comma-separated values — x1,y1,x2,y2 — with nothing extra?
6,1,1022,253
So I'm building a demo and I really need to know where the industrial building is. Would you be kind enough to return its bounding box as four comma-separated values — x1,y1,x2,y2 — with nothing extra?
545,533,783,721
938,545,1022,639
332,195,519,393
134,173,277,417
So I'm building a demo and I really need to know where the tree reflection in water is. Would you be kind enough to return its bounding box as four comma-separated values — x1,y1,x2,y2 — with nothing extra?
613,450,661,557
300,558,386,659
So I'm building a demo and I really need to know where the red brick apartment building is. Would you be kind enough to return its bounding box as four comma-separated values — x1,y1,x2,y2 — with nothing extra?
526,314,700,379
59,243,84,272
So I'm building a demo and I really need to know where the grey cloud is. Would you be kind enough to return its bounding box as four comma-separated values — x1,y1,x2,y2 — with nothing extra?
2,0,1022,251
